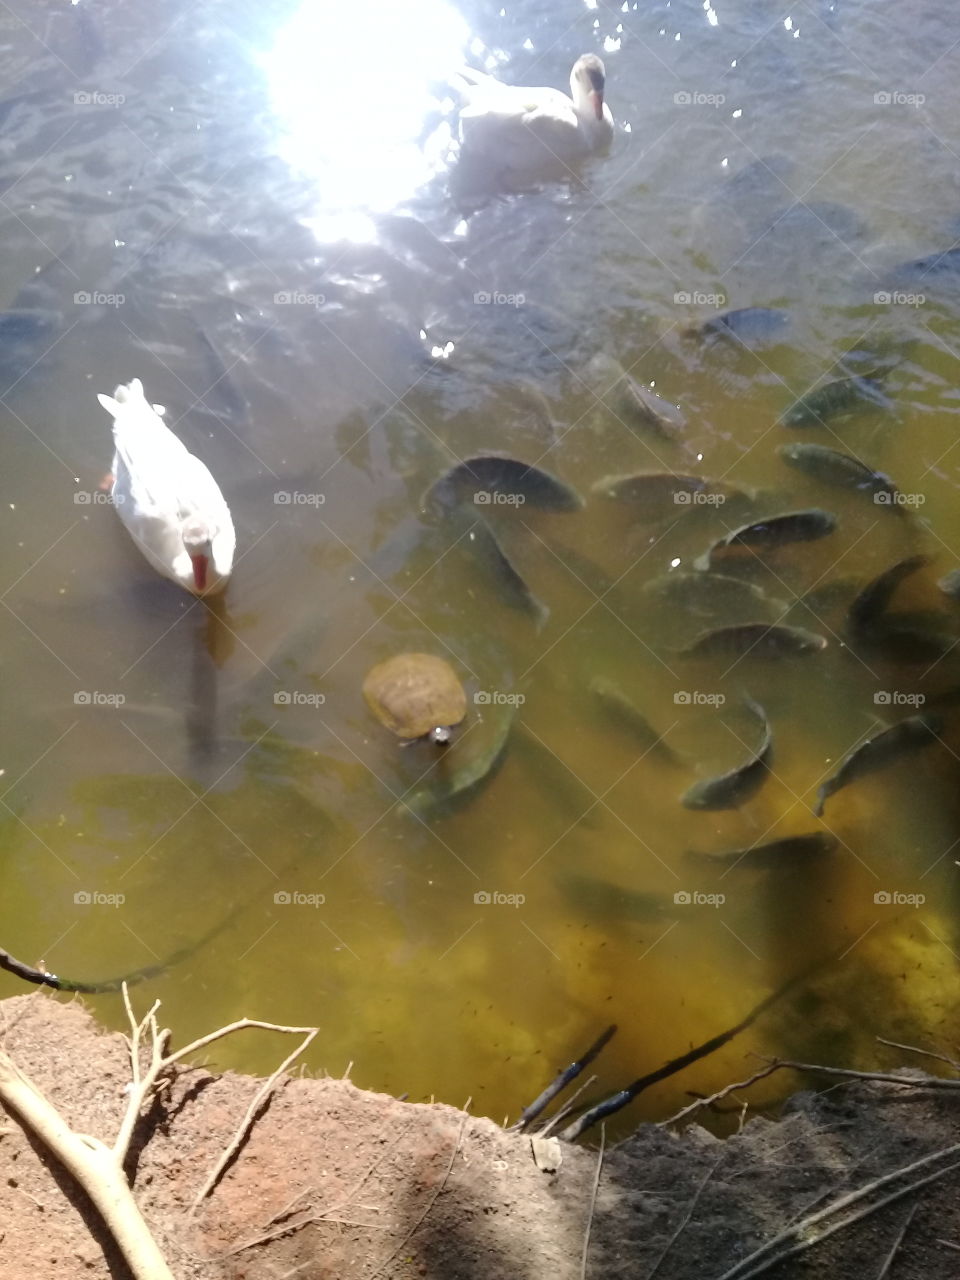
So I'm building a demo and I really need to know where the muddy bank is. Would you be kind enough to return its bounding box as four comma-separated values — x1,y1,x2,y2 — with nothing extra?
1,994,960,1279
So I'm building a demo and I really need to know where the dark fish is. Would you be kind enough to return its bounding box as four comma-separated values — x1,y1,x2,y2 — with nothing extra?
512,725,604,828
856,625,955,663
555,871,672,923
515,378,560,443
777,443,898,503
780,201,867,245
589,354,685,439
681,698,772,810
588,677,678,763
592,471,748,518
644,572,788,619
796,578,860,615
694,306,790,348
540,538,620,598
938,570,960,600
814,714,943,816
780,372,892,427
848,555,930,634
695,508,837,570
688,832,838,865
890,247,960,287
406,706,516,818
725,154,796,199
614,376,685,438
680,623,827,659
424,452,582,514
0,308,61,343
0,307,63,391
194,326,249,425
464,519,548,625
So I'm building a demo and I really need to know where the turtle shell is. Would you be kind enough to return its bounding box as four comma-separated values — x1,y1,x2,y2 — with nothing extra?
363,653,467,742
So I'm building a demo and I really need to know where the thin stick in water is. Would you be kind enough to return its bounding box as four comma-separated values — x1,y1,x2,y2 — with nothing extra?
514,1025,617,1131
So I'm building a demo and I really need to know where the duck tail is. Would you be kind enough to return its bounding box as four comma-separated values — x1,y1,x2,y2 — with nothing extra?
111,377,148,406
448,65,493,99
97,377,153,420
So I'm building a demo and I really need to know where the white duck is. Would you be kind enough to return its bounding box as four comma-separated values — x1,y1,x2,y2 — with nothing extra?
455,54,614,177
98,378,235,595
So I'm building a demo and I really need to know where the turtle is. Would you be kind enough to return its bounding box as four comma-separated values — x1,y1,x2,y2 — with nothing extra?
363,653,467,746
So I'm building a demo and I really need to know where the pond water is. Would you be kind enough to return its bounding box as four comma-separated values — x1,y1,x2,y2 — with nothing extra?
2,0,960,1134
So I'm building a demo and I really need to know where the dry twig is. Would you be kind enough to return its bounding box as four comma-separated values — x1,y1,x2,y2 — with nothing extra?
716,1144,960,1280
659,1064,783,1128
876,1037,960,1073
0,987,319,1280
191,1028,318,1207
759,1058,960,1091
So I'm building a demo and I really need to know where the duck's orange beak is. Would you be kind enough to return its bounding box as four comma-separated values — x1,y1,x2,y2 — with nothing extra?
191,554,209,592
590,89,604,120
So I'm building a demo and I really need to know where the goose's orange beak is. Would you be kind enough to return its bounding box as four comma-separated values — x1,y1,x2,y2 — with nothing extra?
191,554,209,592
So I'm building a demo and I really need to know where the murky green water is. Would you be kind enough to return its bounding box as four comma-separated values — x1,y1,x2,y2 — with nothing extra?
3,0,960,1134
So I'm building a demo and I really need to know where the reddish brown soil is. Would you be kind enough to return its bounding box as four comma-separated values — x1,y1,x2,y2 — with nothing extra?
2,994,960,1280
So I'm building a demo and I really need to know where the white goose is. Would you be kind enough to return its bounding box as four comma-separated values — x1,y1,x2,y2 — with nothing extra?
455,54,614,178
98,378,235,595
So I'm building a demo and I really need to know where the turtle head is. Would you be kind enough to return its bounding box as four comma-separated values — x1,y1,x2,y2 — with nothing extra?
428,725,454,746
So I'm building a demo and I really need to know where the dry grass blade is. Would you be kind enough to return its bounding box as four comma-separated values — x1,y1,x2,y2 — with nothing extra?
369,1113,468,1278
580,1124,605,1280
875,1202,918,1280
647,1153,723,1279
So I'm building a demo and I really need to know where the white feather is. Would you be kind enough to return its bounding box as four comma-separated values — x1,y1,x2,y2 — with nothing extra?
100,378,235,594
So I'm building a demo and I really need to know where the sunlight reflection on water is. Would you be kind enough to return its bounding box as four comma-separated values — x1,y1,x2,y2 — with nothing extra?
263,0,474,241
